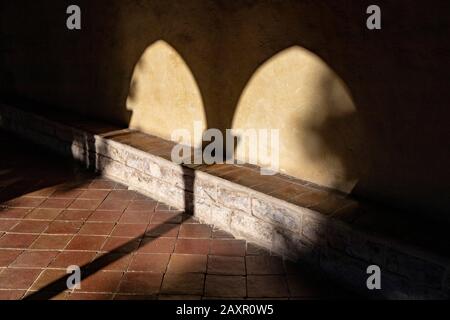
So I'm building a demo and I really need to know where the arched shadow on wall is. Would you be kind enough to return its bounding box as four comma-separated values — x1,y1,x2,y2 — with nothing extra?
231,45,368,194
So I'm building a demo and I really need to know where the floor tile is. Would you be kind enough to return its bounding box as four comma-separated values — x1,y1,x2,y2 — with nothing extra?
152,212,183,224
158,294,201,300
68,292,113,300
246,243,271,255
25,290,70,300
113,294,157,300
11,250,58,268
11,220,50,233
31,235,72,250
78,222,115,236
207,256,245,275
30,269,68,292
90,252,132,271
106,190,137,201
88,210,123,222
286,274,337,298
50,251,97,268
4,197,45,208
50,188,83,199
119,211,153,224
155,203,171,211
0,268,42,289
246,256,285,274
212,229,234,239
247,275,289,298
0,289,26,300
118,272,163,295
44,221,83,234
138,237,176,254
205,275,246,297
68,199,102,211
78,190,110,200
0,234,38,249
161,273,204,295
55,209,93,221
167,254,207,273
24,187,56,197
39,198,73,209
97,199,129,211
101,237,141,253
0,208,31,219
179,224,212,239
210,239,246,256
24,208,62,220
89,180,116,190
66,235,107,251
146,223,180,238
0,220,19,232
0,249,23,267
111,224,146,237
77,271,123,293
174,239,210,255
127,200,157,211
128,253,170,272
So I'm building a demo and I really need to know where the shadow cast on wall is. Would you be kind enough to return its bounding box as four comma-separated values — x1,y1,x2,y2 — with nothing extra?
1,0,449,219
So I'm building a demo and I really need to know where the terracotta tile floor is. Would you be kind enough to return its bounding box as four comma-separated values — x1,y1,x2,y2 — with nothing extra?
0,131,355,300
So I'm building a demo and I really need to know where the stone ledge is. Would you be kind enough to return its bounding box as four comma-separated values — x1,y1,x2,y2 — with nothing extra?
1,103,449,299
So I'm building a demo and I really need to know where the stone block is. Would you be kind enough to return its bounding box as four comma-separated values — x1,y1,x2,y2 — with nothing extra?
320,248,368,295
193,199,212,223
210,205,233,231
302,214,327,244
327,221,351,251
346,232,386,266
385,249,445,288
230,212,273,248
251,197,302,232
218,186,250,213
272,228,319,264
194,176,217,202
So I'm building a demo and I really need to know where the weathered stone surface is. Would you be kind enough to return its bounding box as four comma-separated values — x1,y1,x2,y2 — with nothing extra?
302,215,327,244
218,186,250,213
193,199,212,223
97,155,126,179
127,166,153,189
444,271,450,292
153,181,186,209
385,249,445,288
70,143,87,162
327,221,351,251
96,141,127,164
272,228,319,264
251,197,302,232
160,167,186,189
320,248,368,294
230,212,273,248
210,205,232,230
379,271,411,299
346,233,386,266
194,176,217,202
405,281,449,299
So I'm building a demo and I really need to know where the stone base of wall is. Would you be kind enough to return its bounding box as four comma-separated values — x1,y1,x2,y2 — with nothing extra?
1,103,448,299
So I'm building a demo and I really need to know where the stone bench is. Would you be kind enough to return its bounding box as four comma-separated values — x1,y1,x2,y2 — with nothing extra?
1,103,448,299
